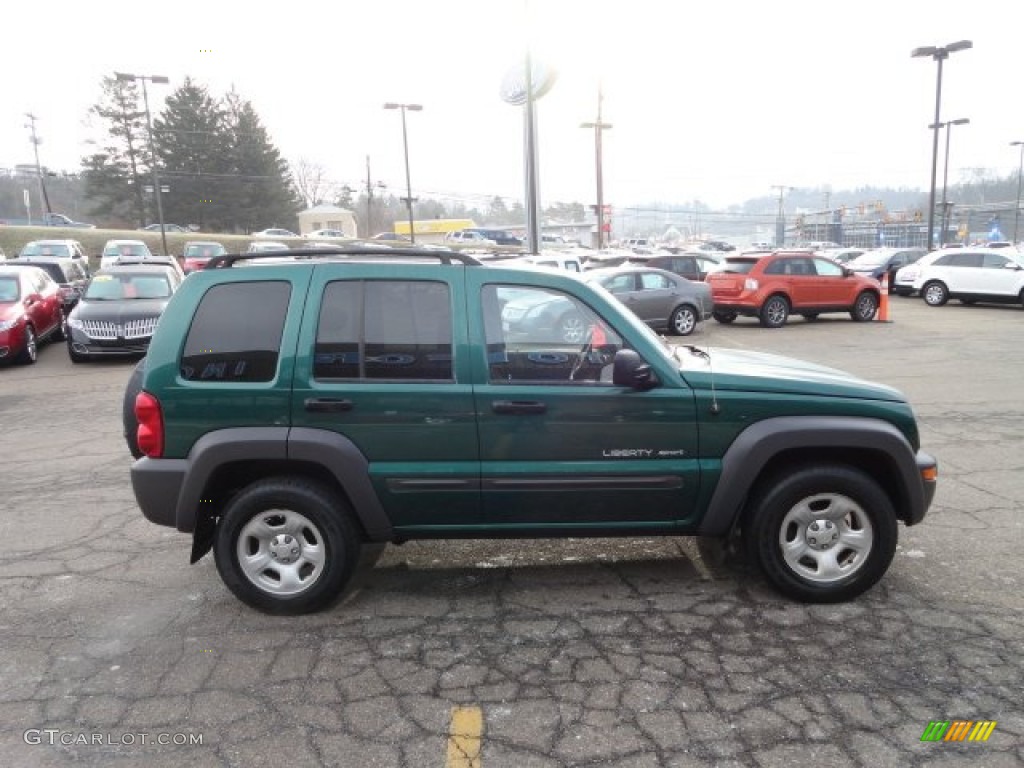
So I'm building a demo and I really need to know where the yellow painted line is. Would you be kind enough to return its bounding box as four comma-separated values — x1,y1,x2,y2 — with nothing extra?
445,706,483,768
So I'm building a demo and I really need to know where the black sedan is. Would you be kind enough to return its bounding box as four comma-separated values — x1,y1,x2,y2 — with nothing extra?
65,265,181,362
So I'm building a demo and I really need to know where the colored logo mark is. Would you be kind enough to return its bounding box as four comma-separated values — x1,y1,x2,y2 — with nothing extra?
921,720,997,742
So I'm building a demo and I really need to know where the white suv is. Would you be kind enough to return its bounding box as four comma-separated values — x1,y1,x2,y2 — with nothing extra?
445,230,496,246
912,248,1024,307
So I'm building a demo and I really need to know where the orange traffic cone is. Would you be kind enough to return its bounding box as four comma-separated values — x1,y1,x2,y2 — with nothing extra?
877,272,892,323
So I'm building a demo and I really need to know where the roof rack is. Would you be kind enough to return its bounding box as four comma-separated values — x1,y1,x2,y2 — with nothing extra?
206,247,483,270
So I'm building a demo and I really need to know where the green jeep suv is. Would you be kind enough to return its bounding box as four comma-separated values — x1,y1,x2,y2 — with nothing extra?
127,248,937,614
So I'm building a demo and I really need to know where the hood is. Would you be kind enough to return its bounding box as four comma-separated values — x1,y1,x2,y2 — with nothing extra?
675,345,905,402
71,298,168,321
0,301,23,323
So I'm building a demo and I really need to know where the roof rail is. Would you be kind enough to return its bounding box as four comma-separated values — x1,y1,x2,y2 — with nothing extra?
206,247,483,270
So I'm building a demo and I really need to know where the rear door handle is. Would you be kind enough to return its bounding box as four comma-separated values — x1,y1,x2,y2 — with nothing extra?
492,400,547,415
304,398,354,413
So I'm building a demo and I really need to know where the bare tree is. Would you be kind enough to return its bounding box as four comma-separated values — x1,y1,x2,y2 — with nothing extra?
293,157,329,208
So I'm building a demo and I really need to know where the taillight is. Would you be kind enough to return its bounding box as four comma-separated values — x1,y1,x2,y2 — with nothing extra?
135,392,164,458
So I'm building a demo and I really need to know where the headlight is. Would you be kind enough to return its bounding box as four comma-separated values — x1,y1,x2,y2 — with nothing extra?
67,315,85,330
0,318,19,332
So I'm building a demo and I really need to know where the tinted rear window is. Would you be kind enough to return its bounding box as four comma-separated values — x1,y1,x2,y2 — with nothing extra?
180,281,291,382
719,258,759,274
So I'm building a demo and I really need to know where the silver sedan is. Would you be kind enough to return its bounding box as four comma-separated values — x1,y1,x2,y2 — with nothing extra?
585,266,713,336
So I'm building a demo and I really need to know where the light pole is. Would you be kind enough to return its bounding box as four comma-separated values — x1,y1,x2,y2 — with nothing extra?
116,72,170,255
911,40,972,250
929,117,969,245
383,102,422,244
1012,141,1024,244
581,86,612,250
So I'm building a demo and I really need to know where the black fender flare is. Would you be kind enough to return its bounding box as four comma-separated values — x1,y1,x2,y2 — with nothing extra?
696,416,927,536
174,427,393,542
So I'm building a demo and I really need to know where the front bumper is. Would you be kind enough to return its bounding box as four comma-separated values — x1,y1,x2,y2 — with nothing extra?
911,449,938,525
68,328,151,356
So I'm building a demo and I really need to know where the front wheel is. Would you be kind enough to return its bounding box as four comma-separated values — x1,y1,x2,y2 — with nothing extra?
214,478,362,614
922,281,948,307
850,291,879,322
17,325,37,364
743,465,897,602
759,295,789,328
669,305,698,336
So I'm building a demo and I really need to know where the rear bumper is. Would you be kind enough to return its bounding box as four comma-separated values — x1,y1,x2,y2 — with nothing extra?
131,457,187,528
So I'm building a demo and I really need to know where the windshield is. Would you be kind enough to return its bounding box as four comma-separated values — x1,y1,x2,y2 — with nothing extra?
21,242,71,258
185,244,225,258
0,277,20,302
84,273,171,300
104,243,151,258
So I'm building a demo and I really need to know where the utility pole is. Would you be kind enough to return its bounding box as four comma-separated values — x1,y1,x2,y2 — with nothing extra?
580,84,612,250
365,155,374,237
24,113,52,215
771,185,791,247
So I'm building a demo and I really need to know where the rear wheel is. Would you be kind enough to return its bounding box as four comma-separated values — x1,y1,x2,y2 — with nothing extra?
922,281,948,307
669,305,698,336
743,465,897,602
759,295,789,328
214,478,361,614
712,310,737,324
851,291,879,322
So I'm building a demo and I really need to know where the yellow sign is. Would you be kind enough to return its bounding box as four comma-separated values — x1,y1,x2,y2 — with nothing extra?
393,219,475,236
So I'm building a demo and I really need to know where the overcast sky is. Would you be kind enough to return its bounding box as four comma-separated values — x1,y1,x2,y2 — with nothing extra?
4,0,1022,210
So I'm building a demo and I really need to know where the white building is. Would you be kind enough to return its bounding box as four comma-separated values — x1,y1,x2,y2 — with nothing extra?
297,204,358,238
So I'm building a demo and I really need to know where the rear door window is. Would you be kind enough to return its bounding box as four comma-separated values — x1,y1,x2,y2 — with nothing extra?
180,281,291,382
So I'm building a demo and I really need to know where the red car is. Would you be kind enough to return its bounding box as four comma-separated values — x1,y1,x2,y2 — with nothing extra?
707,250,881,328
0,266,64,364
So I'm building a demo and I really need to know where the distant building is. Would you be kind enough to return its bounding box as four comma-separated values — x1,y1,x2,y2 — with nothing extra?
297,204,358,238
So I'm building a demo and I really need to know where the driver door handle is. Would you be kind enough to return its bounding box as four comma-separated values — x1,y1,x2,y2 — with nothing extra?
304,398,354,413
492,400,547,415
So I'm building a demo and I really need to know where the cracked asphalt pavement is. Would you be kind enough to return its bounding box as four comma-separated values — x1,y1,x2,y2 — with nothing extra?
1,297,1021,767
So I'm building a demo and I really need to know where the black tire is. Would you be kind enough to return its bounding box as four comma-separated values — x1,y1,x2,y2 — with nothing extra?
712,310,737,324
850,291,879,322
17,325,37,364
123,358,146,459
759,295,789,328
922,281,948,307
669,305,698,336
53,310,67,342
743,465,897,603
213,478,362,614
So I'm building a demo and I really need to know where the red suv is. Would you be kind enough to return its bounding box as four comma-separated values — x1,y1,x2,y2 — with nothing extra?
707,250,881,328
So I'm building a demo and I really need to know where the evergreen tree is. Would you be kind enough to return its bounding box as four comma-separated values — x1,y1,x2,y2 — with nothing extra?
152,78,232,231
80,76,148,226
224,90,301,233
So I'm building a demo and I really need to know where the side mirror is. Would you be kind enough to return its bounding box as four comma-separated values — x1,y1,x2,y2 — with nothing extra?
842,267,853,277
612,349,659,390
